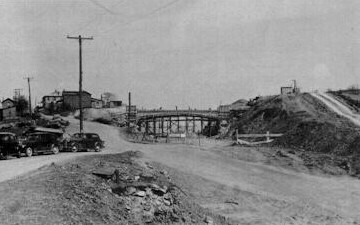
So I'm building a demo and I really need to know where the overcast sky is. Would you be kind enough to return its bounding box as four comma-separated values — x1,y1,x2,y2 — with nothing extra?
1,0,359,109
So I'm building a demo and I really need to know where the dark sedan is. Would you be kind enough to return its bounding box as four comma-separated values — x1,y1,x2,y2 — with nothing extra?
0,132,21,159
21,132,61,157
68,133,104,152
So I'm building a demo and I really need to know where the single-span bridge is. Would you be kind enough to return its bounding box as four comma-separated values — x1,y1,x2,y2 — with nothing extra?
136,109,230,136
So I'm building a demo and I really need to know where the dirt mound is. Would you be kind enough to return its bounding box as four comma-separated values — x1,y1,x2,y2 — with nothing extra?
0,152,232,225
231,93,360,176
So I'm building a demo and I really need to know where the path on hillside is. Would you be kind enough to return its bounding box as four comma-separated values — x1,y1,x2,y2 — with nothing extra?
0,117,360,224
310,92,360,126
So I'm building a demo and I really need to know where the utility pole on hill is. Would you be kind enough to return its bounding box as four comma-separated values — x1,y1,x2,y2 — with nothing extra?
24,77,33,116
67,35,93,134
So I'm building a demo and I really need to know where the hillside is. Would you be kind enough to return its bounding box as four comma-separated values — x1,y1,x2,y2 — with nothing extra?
231,93,360,175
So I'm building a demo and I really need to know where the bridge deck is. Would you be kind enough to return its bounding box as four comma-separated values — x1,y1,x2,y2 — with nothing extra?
137,109,229,119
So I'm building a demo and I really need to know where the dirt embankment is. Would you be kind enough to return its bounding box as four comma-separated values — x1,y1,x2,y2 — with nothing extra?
0,151,232,225
231,93,360,176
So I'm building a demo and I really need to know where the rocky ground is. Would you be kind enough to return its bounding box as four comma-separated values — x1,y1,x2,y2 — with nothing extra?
0,151,233,225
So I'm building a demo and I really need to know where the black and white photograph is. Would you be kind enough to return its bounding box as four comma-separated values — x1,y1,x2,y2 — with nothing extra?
0,0,359,224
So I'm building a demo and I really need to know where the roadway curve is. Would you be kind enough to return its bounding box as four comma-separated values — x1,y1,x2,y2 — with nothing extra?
0,117,360,223
310,92,360,127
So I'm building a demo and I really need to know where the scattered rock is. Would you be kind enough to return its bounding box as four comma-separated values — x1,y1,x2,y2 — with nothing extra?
224,200,239,205
93,169,116,179
125,187,136,195
204,216,214,225
133,191,146,197
147,164,154,169
163,199,171,206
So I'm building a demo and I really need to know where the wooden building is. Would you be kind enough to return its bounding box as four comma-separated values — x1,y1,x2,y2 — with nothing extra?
109,100,122,108
281,87,294,95
2,98,15,109
91,98,103,109
42,95,63,110
62,91,92,110
1,106,17,120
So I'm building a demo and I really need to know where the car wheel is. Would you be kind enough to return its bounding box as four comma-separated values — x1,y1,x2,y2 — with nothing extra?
0,153,8,160
26,147,33,157
51,144,59,154
94,142,101,152
71,144,78,153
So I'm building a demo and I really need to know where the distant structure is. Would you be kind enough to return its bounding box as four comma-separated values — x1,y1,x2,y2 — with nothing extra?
281,80,300,95
62,91,92,110
109,100,122,108
42,90,63,111
91,98,103,109
0,98,17,121
41,89,122,111
13,89,23,102
280,86,294,95
2,98,15,109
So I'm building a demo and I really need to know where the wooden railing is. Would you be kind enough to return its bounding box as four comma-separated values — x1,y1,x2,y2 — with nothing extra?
235,130,283,145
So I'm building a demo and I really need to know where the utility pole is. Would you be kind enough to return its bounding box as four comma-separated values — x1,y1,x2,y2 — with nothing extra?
24,77,33,116
292,79,297,90
67,35,93,134
128,92,133,127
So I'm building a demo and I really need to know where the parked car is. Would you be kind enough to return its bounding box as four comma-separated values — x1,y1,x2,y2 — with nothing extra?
21,132,62,157
68,133,104,152
44,121,62,129
0,132,21,159
51,116,70,126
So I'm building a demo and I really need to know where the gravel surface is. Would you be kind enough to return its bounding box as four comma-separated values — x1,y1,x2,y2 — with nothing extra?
0,116,360,224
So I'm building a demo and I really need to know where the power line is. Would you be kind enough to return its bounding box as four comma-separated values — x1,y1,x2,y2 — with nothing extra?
67,35,93,133
99,0,181,36
74,0,128,33
87,0,117,15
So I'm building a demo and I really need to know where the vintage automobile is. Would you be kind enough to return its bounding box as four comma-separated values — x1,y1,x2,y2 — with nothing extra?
68,133,104,152
0,132,21,159
21,132,62,157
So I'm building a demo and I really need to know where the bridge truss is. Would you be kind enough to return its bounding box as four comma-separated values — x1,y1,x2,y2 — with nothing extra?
136,110,228,136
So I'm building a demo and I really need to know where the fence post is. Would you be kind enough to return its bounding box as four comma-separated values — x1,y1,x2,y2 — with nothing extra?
236,129,238,141
266,131,270,142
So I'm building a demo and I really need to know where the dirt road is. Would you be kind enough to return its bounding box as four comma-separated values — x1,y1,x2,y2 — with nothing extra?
1,118,360,224
310,92,360,126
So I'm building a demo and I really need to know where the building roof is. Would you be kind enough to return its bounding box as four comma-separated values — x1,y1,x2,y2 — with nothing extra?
63,91,91,96
43,95,63,99
2,98,15,103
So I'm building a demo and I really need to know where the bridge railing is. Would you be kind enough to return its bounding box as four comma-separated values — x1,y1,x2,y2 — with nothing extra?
137,109,221,113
